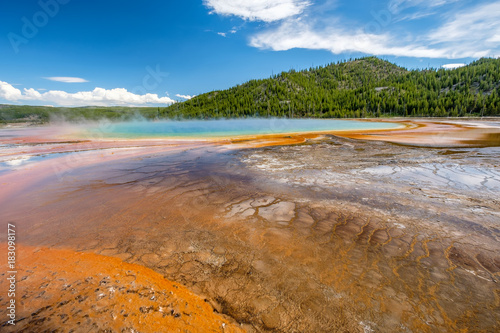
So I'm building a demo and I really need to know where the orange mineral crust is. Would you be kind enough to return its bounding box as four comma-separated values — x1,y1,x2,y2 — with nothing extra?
337,119,500,147
0,246,243,333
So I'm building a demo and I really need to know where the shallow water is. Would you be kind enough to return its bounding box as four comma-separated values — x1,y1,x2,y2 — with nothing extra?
87,118,401,138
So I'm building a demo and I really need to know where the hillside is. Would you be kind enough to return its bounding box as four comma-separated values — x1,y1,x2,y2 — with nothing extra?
1,57,500,123
162,56,500,119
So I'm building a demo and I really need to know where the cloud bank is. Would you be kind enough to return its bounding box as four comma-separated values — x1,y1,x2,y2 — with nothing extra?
203,0,311,22
0,80,175,107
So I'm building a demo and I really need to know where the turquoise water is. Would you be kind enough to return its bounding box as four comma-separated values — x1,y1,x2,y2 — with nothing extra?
89,118,401,139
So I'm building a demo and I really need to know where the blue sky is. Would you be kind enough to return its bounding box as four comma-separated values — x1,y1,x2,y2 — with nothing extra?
1,0,499,107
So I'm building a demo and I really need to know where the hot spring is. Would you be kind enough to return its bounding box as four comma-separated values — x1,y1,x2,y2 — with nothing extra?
85,118,402,139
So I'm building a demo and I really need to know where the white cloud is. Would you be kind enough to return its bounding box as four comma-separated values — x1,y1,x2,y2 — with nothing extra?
43,77,89,83
217,32,227,37
442,63,466,69
175,94,195,100
388,0,459,14
0,80,175,106
0,81,23,100
206,0,498,60
487,34,500,43
250,18,451,58
249,0,500,59
427,1,500,58
203,0,311,22
393,10,436,22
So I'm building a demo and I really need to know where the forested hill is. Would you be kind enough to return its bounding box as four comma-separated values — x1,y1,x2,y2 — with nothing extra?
2,57,499,124
161,57,500,119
